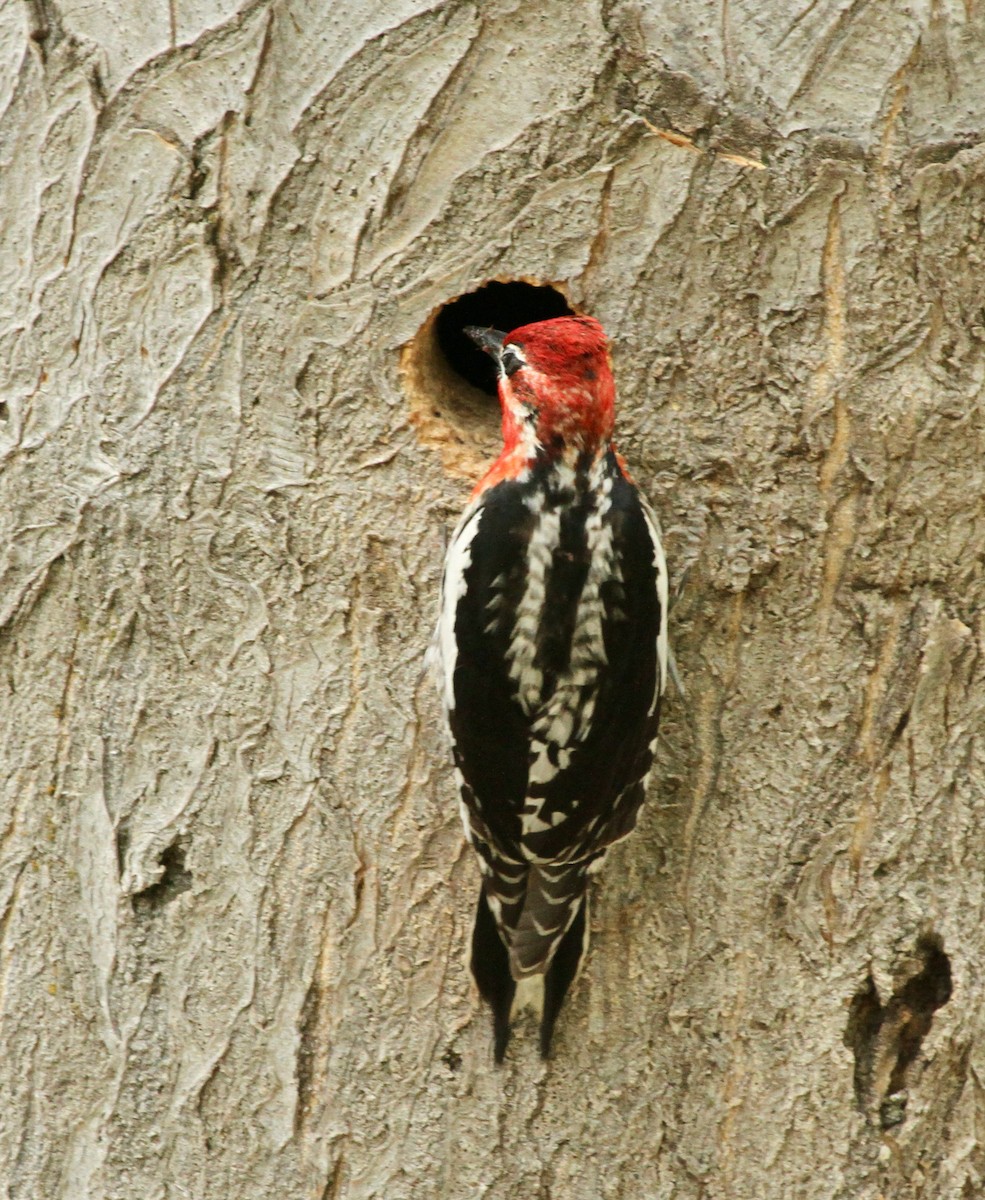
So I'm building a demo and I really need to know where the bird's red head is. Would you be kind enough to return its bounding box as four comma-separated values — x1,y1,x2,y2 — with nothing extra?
466,316,616,490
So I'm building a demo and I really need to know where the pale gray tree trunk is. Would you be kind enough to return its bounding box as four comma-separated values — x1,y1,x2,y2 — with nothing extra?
2,0,984,1196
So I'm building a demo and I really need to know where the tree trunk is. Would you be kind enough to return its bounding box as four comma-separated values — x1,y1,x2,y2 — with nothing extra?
3,1,984,1196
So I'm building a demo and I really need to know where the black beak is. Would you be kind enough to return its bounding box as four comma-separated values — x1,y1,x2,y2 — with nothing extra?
464,326,507,358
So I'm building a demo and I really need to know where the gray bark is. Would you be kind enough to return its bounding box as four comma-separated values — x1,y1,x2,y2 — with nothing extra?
2,0,985,1196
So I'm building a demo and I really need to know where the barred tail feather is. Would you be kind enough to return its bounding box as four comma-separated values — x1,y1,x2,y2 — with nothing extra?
471,867,590,1060
509,864,588,978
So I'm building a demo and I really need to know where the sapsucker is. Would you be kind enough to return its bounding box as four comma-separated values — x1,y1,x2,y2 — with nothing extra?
434,315,668,1061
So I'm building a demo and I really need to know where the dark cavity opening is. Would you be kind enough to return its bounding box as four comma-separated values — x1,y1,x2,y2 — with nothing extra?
435,281,573,395
885,938,952,1095
132,839,193,914
845,933,952,1127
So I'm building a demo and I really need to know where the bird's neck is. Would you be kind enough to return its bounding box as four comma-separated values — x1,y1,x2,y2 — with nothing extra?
470,377,615,499
472,428,612,500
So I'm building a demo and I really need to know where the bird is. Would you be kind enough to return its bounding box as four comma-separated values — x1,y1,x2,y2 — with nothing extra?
433,314,668,1060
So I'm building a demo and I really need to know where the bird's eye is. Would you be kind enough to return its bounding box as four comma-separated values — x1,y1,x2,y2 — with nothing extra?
501,346,525,377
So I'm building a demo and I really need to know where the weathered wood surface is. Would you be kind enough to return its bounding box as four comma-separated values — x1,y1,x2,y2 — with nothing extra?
2,2,985,1196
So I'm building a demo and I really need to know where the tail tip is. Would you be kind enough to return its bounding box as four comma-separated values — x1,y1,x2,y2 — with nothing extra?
471,889,516,1063
538,1017,557,1060
538,897,589,1060
493,1020,510,1064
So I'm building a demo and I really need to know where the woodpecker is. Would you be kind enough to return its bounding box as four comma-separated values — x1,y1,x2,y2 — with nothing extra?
434,314,668,1061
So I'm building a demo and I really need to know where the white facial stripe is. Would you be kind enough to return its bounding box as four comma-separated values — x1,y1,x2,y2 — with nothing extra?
499,342,527,375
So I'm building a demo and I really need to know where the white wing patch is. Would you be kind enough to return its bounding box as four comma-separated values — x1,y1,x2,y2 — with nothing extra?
435,501,484,716
641,501,669,697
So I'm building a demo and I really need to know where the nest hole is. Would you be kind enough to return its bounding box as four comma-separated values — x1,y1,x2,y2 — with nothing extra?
402,280,574,478
435,280,573,394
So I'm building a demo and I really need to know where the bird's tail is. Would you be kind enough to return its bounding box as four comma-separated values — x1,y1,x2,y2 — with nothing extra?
470,864,590,1061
